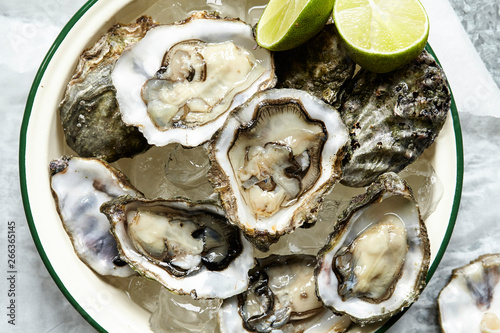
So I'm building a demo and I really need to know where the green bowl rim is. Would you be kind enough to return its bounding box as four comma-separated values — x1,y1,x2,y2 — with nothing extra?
19,1,464,332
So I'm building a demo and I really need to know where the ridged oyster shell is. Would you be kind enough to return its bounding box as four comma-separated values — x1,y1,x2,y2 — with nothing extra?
315,172,430,325
274,24,355,108
58,17,154,162
339,49,450,187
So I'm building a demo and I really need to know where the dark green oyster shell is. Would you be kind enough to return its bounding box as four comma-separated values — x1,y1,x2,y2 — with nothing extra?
339,50,451,187
274,24,355,108
59,16,156,163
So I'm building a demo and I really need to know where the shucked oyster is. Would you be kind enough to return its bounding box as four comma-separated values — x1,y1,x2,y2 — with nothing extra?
316,172,430,325
274,24,355,108
339,49,450,187
112,11,276,147
208,88,349,251
218,255,352,333
50,156,139,277
59,17,154,162
100,197,254,299
438,254,500,332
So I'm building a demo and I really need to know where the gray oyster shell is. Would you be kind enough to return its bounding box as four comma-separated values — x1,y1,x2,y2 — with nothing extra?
58,17,155,162
274,24,355,108
49,156,141,277
340,49,451,187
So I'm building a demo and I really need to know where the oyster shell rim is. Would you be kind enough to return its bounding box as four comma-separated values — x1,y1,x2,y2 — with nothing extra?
208,88,349,252
315,172,431,325
100,195,255,300
111,11,277,148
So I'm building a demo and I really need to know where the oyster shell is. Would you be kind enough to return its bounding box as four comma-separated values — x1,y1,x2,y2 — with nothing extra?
112,11,276,147
218,255,352,333
58,17,154,162
438,254,500,332
100,197,254,299
208,88,349,251
315,172,430,325
274,24,355,108
339,49,451,187
49,156,139,277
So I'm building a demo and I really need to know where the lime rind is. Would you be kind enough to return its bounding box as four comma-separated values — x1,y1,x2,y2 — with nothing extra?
256,0,335,51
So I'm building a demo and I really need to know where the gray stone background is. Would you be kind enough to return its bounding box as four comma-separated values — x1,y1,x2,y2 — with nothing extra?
0,0,499,332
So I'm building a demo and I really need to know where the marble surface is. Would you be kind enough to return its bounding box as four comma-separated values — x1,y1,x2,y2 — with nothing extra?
1,0,499,332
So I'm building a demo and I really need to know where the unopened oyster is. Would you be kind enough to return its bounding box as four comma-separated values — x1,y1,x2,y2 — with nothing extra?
218,255,351,333
112,11,276,147
208,88,349,251
339,49,451,187
100,197,254,299
274,24,355,108
59,17,155,162
438,254,500,332
49,156,140,277
316,172,430,325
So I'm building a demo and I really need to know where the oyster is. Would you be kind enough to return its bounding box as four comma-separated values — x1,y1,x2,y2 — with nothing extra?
100,197,254,299
218,255,352,333
208,88,349,251
274,24,355,108
112,11,276,147
49,156,139,277
315,172,430,325
59,17,154,162
339,49,451,187
438,254,500,332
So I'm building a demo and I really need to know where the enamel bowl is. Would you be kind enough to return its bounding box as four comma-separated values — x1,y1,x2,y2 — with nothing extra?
20,0,463,332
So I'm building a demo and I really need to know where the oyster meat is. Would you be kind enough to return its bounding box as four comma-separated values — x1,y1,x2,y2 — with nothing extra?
100,197,254,299
112,11,276,147
59,17,154,162
339,49,451,187
218,255,351,333
49,156,140,277
438,254,500,333
274,24,355,108
209,88,349,251
315,172,430,324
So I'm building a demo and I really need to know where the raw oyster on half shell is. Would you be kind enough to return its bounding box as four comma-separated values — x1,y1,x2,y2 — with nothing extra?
112,11,276,147
100,196,254,299
208,88,349,251
339,49,450,187
218,255,352,333
316,172,430,325
438,254,500,333
58,17,155,162
49,156,140,277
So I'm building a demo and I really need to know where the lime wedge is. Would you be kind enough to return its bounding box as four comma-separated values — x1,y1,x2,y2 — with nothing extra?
256,0,335,51
333,0,430,73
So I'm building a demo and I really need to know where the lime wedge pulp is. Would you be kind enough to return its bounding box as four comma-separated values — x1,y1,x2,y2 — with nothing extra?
333,0,430,73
